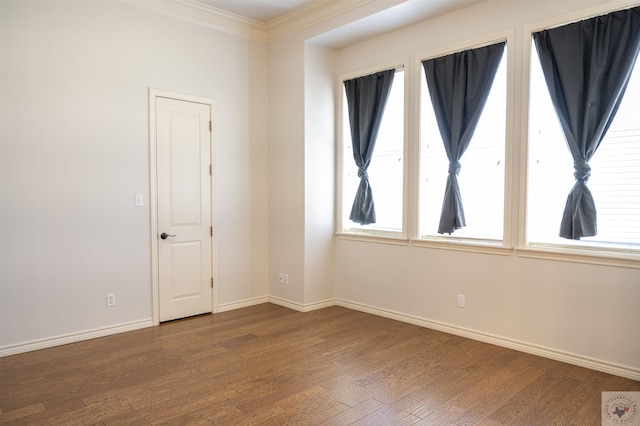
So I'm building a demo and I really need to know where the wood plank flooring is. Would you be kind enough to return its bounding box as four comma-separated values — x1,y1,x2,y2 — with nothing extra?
1,304,638,425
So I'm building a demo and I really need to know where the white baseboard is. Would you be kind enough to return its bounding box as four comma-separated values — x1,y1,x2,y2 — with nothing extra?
4,298,637,382
0,319,154,358
218,296,269,312
336,299,640,382
269,296,336,312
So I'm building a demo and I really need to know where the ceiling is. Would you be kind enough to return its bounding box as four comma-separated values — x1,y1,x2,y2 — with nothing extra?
193,0,317,22
154,0,488,48
310,0,486,48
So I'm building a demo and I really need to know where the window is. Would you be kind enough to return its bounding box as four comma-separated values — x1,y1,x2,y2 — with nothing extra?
526,39,640,253
418,44,507,243
339,67,405,235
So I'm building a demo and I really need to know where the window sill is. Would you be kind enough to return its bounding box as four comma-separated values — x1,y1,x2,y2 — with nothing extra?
516,245,640,269
335,232,409,246
412,238,512,256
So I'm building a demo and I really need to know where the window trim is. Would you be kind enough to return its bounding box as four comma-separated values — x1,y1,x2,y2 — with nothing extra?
412,30,515,253
336,58,410,240
519,1,640,266
335,232,409,246
412,237,512,256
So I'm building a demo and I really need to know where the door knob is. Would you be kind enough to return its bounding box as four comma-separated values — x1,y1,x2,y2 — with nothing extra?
160,233,176,239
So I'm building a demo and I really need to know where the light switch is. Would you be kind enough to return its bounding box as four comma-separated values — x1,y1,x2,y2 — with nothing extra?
135,194,143,207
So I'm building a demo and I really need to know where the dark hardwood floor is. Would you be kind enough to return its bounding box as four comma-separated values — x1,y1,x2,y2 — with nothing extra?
1,304,638,425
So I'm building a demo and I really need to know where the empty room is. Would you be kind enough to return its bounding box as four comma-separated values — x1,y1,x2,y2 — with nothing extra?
1,0,639,424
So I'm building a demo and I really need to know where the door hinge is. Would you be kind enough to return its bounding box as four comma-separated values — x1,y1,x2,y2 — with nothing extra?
209,164,212,175
209,121,212,132
210,226,213,237
211,277,214,288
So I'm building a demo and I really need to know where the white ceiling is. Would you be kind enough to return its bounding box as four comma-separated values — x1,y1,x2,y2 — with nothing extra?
311,0,486,48
163,0,487,48
193,0,317,22
192,0,486,29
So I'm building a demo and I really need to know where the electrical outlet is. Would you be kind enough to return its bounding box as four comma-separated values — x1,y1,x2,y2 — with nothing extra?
283,274,289,284
457,294,465,308
107,293,116,307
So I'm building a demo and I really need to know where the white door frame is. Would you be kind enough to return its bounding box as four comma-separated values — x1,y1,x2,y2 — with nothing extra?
149,88,217,326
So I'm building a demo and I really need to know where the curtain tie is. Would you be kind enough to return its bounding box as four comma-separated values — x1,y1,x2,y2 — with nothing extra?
448,161,461,175
573,160,591,181
358,168,369,180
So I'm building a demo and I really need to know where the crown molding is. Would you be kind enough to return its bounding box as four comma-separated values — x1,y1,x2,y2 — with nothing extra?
121,0,268,42
123,0,406,45
266,0,387,43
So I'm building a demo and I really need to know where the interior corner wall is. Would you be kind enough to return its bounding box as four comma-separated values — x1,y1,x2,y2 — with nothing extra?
267,38,337,309
0,0,268,349
304,42,337,305
268,36,306,305
334,0,640,375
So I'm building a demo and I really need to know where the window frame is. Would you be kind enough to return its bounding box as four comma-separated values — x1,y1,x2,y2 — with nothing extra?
412,31,515,256
519,4,640,269
336,59,410,242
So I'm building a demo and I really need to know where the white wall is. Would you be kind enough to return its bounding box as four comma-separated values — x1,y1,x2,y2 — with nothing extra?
267,36,307,305
333,0,640,376
0,0,268,349
267,39,337,309
304,42,336,306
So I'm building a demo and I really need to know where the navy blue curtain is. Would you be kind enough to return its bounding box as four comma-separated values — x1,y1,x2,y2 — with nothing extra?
422,42,505,234
533,7,640,239
344,70,395,225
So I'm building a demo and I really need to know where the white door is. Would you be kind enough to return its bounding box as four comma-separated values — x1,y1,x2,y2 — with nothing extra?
156,96,212,322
